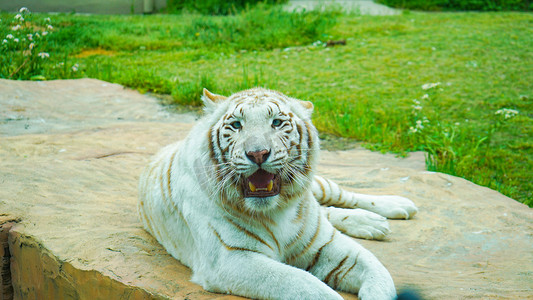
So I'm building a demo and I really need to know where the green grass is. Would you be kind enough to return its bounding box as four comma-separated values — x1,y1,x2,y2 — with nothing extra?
1,8,531,205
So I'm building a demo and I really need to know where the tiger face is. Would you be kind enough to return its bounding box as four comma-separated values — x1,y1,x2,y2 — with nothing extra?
204,88,318,213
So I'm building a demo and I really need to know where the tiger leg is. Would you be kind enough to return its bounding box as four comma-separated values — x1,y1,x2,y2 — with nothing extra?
312,175,418,219
305,222,396,300
193,249,344,300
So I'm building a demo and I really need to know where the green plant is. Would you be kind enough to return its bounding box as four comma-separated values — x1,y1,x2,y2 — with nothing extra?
377,0,531,11
167,0,288,15
0,8,52,79
180,4,339,51
406,84,529,206
0,8,81,80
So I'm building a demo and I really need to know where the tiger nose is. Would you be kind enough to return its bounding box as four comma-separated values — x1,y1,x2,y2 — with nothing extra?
246,149,270,165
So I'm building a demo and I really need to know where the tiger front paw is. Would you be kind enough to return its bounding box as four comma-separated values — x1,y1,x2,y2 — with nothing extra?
324,207,390,240
360,195,418,220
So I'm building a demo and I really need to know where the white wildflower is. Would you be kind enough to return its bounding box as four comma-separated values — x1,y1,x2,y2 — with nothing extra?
421,94,429,99
2,39,7,44
72,64,79,72
409,126,418,134
6,34,13,39
27,33,33,41
12,25,21,31
42,31,48,36
28,42,35,50
14,14,23,20
47,24,53,30
415,120,424,130
19,7,29,13
44,17,51,23
38,52,50,59
422,82,440,90
13,38,19,43
413,105,422,111
35,32,40,38
412,99,420,105
495,108,519,119
455,122,460,126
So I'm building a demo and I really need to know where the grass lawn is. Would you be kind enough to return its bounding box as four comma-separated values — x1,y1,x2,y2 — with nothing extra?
1,8,531,205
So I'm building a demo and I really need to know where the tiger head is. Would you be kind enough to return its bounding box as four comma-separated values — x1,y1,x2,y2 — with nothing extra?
202,88,319,214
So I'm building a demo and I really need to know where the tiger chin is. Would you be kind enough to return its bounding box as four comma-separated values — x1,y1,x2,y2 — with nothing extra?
138,88,418,300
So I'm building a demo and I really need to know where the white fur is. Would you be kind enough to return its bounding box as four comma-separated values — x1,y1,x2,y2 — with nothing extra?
138,88,416,300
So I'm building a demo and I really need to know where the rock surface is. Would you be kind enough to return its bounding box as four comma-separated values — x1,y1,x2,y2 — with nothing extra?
0,79,531,299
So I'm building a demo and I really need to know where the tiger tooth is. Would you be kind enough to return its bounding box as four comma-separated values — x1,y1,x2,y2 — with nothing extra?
248,181,256,192
267,180,273,192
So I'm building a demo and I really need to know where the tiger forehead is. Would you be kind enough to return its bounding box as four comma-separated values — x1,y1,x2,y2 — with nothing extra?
228,88,290,105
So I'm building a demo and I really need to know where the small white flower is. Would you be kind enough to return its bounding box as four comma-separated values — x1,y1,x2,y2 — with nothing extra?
28,42,35,50
455,122,460,126
415,120,424,130
44,17,51,23
15,14,22,20
72,64,79,72
42,31,48,36
2,39,7,44
27,33,33,41
47,24,53,30
13,38,19,43
495,108,519,119
12,25,21,31
412,99,420,105
19,7,29,13
6,34,13,39
413,105,422,111
38,52,50,59
422,82,441,90
409,126,418,133
35,32,40,38
421,94,429,99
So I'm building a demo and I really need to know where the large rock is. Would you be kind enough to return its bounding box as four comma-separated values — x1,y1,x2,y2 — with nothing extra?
0,79,531,299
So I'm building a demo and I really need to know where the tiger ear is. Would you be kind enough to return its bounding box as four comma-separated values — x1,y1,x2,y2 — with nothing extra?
202,88,227,113
298,100,314,119
299,100,314,111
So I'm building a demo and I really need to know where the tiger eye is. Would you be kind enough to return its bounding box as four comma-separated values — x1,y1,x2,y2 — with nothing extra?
230,121,242,129
272,119,282,127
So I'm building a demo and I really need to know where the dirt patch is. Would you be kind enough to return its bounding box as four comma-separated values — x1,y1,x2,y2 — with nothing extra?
75,48,117,58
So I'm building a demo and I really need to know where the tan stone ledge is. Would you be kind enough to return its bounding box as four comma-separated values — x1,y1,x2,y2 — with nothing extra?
0,79,531,299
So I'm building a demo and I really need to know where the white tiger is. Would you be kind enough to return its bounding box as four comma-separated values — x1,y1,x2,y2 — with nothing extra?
138,88,418,300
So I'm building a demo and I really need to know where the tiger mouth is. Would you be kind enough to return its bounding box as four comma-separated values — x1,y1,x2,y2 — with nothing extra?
243,169,281,198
